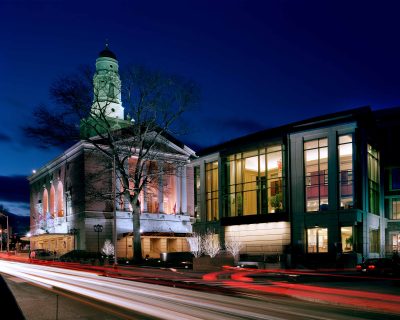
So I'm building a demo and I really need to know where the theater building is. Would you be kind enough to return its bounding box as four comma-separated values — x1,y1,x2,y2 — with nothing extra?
27,47,195,258
27,46,400,266
191,107,400,266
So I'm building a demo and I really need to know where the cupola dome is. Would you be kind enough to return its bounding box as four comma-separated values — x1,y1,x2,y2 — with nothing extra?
99,45,117,60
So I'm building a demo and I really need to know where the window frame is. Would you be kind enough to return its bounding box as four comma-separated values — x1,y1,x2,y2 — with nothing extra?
367,145,380,215
194,166,201,221
341,226,353,252
205,161,219,221
385,196,400,220
338,134,354,210
390,168,400,191
304,138,329,212
223,144,284,217
307,227,328,253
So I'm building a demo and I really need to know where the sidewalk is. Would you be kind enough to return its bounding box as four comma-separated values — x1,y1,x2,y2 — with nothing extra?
0,274,26,320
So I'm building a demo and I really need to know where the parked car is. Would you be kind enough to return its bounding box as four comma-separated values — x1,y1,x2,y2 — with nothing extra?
58,250,110,264
356,258,394,275
31,249,56,260
159,252,193,269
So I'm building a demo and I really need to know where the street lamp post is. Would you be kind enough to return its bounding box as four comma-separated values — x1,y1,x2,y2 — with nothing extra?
69,228,78,250
0,212,9,253
93,224,103,253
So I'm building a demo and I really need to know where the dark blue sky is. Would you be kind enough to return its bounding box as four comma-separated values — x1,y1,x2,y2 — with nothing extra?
1,0,400,215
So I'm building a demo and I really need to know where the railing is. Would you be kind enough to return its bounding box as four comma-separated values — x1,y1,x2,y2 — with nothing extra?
140,213,192,233
54,217,65,225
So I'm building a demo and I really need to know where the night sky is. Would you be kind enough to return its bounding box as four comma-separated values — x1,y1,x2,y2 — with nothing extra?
1,0,400,216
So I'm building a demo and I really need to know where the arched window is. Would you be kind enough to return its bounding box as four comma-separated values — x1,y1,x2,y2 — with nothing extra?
57,181,64,217
49,185,55,217
43,189,49,214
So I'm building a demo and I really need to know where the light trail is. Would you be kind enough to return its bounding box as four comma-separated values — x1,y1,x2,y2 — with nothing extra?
204,267,400,315
1,259,398,319
0,260,289,320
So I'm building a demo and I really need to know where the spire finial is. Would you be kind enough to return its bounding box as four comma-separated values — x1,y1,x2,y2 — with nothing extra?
105,38,109,48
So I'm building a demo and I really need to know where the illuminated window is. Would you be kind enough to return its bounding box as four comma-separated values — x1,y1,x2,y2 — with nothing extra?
386,198,400,220
206,161,219,221
304,138,328,212
338,135,353,209
224,145,284,217
369,228,380,253
266,146,284,213
341,226,353,252
393,199,400,220
194,166,201,221
367,145,380,214
392,234,400,252
307,227,328,253
243,150,258,216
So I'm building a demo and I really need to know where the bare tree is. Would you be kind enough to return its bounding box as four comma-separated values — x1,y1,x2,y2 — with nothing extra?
225,235,243,264
25,63,199,262
187,232,203,258
202,230,220,258
102,239,115,257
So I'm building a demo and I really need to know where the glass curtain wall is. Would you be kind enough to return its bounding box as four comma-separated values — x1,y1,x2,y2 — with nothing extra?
304,138,328,212
194,166,201,221
367,145,380,214
385,168,400,220
369,228,380,253
224,145,284,217
206,161,219,221
338,135,353,209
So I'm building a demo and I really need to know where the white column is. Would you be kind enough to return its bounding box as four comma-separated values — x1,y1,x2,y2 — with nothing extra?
181,166,187,213
158,163,164,213
176,166,181,213
142,164,148,212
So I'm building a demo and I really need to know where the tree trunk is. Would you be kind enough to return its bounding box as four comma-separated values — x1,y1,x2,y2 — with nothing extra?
131,202,143,263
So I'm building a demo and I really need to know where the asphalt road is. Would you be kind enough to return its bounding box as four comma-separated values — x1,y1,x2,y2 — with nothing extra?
0,260,399,320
